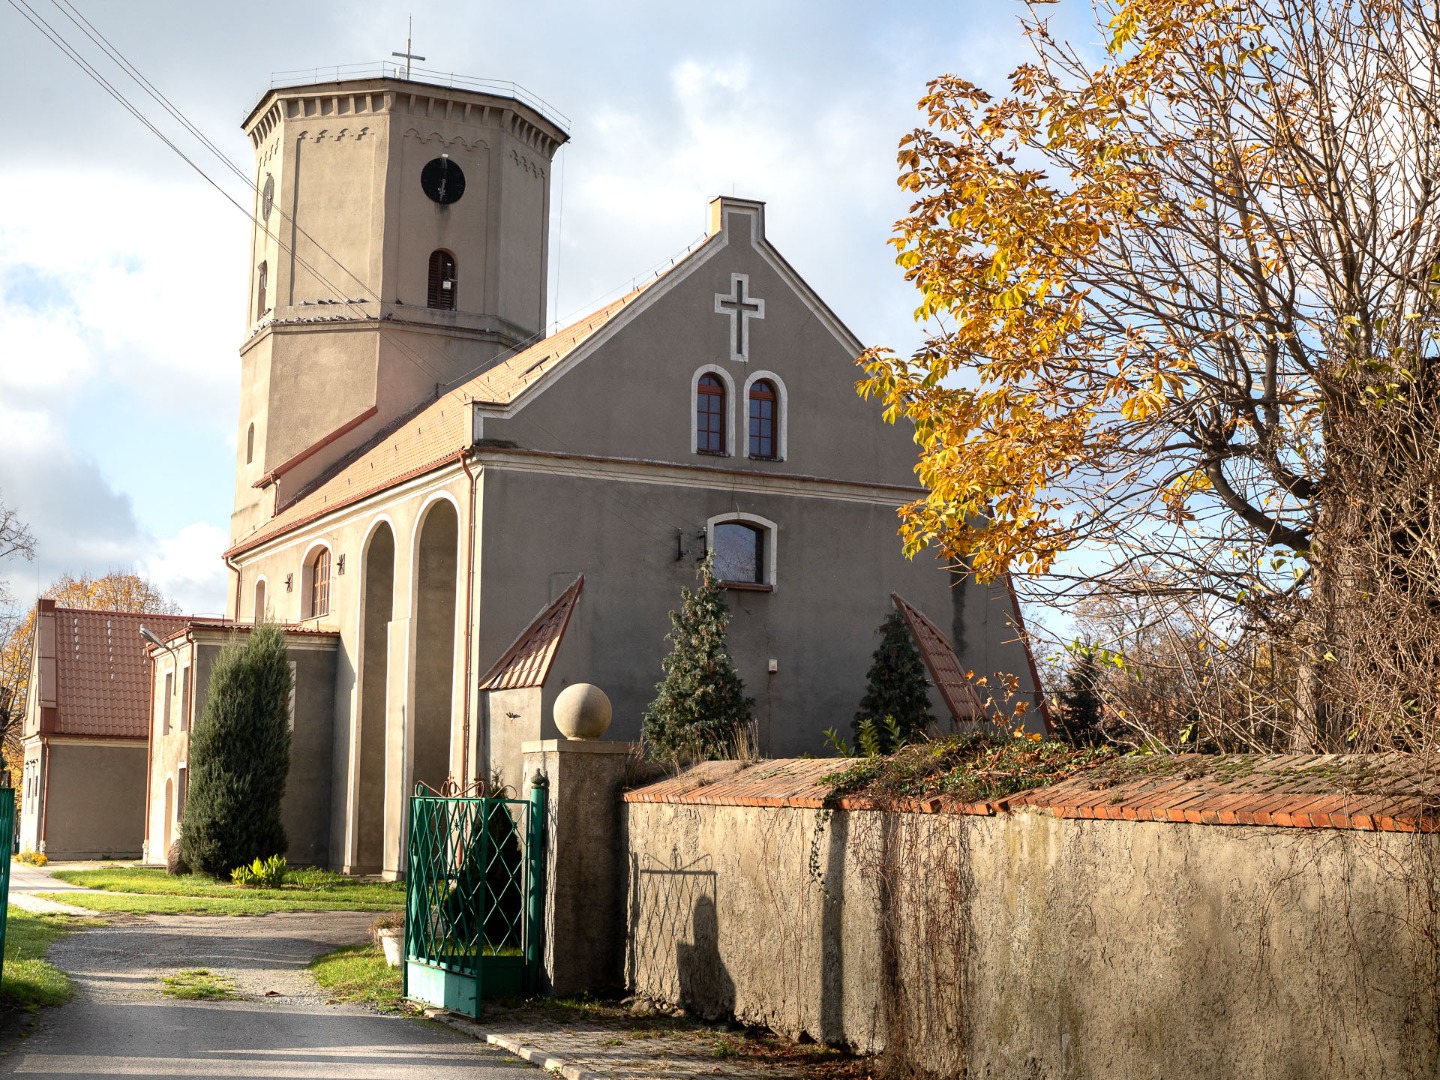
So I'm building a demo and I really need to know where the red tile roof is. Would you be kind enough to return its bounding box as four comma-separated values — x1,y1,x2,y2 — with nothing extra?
624,752,1440,832
155,619,341,645
226,284,660,558
891,593,985,724
478,576,584,691
50,607,191,740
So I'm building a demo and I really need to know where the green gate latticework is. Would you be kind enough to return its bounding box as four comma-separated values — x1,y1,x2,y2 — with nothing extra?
0,783,15,991
402,777,546,1016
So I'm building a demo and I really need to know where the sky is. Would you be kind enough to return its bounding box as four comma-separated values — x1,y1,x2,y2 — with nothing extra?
0,0,1095,619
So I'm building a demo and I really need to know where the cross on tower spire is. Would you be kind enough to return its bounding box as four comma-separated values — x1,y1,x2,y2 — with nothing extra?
392,16,426,80
714,274,765,362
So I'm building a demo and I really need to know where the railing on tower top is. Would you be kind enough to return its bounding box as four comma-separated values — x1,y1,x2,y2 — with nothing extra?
261,63,570,132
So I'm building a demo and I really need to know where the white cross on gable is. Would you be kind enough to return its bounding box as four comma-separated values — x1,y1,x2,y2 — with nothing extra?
714,274,765,362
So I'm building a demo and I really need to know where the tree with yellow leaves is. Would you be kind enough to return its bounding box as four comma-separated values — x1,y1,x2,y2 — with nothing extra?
863,0,1440,748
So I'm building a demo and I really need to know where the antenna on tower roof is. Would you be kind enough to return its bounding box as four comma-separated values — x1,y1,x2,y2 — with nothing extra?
391,16,426,80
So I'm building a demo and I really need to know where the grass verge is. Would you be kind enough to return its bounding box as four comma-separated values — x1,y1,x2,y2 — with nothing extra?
309,943,413,1013
45,867,404,916
0,908,86,1009
160,969,237,1001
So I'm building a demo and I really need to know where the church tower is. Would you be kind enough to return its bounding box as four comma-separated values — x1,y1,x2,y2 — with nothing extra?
231,76,568,542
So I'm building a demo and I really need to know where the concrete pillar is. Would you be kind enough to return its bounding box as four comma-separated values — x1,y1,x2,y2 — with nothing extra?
382,616,412,879
521,739,634,997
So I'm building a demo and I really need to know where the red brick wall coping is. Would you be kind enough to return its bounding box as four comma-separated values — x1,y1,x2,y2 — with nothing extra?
623,753,1440,833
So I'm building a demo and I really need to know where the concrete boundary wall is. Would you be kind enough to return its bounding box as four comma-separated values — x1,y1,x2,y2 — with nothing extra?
622,756,1440,1080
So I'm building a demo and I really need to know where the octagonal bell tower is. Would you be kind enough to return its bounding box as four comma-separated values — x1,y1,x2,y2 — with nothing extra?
232,74,567,542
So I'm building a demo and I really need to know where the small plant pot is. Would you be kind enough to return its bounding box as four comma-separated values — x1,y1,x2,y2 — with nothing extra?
377,928,402,968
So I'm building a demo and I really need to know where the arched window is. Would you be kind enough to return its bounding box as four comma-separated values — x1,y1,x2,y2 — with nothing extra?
708,513,778,589
246,423,255,465
307,548,331,619
748,379,778,459
254,579,267,622
256,261,268,321
713,522,765,585
428,250,457,310
696,374,726,455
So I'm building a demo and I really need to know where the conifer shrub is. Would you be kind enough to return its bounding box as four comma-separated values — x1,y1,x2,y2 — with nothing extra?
180,622,292,879
1057,641,1108,747
852,609,935,753
642,555,754,764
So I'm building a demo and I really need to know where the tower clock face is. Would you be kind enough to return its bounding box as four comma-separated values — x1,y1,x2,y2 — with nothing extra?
261,173,275,222
421,157,465,205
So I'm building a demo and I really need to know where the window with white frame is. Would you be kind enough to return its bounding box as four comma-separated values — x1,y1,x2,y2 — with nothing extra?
707,513,778,589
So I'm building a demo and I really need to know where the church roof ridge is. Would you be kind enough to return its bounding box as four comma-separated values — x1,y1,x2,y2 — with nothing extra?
224,277,675,558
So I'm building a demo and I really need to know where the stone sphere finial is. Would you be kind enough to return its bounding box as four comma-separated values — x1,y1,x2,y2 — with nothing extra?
553,683,612,740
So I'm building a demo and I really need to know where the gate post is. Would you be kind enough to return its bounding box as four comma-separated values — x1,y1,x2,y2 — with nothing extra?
525,772,547,993
521,738,634,997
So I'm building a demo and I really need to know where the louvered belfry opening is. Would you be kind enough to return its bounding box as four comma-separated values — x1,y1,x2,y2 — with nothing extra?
428,250,457,310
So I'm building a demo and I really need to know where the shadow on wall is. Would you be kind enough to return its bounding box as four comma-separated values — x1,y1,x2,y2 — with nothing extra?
677,895,736,1021
629,851,733,1018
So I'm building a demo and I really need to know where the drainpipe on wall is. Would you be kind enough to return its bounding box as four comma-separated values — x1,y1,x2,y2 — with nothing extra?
38,739,49,853
224,553,242,622
142,644,156,863
459,450,480,786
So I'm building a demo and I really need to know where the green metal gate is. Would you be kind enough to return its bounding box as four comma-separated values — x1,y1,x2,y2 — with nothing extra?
0,780,13,990
402,777,545,1016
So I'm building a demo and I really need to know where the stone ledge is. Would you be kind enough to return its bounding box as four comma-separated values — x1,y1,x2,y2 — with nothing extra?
522,739,636,755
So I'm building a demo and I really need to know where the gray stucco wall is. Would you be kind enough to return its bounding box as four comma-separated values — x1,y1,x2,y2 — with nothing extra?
624,800,1440,1079
39,742,147,860
473,464,1035,770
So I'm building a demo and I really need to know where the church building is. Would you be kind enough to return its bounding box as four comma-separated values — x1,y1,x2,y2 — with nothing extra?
208,72,1043,877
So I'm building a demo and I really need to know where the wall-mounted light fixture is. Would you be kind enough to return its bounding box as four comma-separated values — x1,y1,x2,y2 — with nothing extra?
285,573,294,592
336,554,346,576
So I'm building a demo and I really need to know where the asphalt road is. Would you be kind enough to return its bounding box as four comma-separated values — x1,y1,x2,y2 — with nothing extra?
0,910,540,1079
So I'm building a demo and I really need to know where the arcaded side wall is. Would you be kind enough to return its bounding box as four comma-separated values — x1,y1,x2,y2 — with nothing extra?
623,801,1440,1080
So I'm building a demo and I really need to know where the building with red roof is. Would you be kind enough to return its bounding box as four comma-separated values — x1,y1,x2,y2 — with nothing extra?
18,600,189,859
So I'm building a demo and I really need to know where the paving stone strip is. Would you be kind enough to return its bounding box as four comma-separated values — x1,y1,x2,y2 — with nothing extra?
434,1013,806,1080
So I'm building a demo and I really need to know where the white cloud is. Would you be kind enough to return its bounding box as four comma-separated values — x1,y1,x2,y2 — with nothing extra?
140,522,230,616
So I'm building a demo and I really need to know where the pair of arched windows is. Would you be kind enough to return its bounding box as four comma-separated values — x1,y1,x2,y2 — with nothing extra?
695,372,782,460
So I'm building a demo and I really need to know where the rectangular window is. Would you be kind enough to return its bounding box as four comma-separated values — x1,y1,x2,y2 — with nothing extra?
180,665,192,731
162,671,173,735
177,764,187,821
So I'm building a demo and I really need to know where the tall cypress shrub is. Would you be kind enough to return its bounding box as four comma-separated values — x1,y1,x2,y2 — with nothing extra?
1058,642,1106,747
180,622,293,878
642,555,754,764
853,609,934,752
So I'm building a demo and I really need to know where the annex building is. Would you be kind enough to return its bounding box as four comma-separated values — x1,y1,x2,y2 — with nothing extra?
139,72,1044,877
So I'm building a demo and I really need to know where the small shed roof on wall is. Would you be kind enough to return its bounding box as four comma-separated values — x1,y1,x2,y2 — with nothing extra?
890,593,987,725
42,604,191,740
478,576,584,691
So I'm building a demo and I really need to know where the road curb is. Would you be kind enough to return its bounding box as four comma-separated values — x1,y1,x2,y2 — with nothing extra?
426,1010,607,1080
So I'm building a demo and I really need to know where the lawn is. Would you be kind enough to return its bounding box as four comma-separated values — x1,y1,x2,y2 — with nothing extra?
0,908,84,1009
44,867,404,916
309,943,411,1013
